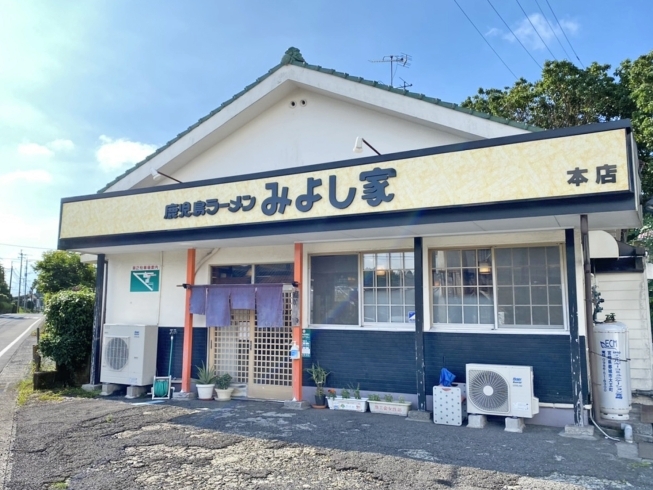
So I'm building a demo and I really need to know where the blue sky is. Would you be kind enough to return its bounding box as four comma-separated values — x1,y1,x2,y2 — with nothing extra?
1,0,651,294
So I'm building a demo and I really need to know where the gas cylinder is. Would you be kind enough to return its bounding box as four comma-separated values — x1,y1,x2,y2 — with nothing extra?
593,321,631,420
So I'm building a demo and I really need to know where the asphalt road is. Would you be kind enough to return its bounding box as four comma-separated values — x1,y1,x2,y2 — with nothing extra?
8,395,653,489
0,315,40,488
0,314,42,374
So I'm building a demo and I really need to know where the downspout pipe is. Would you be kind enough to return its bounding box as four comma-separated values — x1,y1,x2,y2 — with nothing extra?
581,215,623,430
90,254,106,385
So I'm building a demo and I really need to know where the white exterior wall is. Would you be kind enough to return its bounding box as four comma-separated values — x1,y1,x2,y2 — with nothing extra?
174,89,468,183
105,252,163,326
595,272,653,391
105,245,295,328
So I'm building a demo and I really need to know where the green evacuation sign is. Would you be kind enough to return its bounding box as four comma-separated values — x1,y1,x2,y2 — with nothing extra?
130,266,160,292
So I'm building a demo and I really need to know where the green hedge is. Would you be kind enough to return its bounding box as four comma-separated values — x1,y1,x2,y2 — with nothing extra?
40,289,95,372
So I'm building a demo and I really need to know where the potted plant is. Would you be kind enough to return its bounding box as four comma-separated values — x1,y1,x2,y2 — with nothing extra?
305,363,330,408
368,393,412,416
327,387,368,412
214,373,234,401
195,362,217,400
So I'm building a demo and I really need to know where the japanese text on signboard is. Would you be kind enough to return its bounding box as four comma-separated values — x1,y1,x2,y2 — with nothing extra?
163,167,397,219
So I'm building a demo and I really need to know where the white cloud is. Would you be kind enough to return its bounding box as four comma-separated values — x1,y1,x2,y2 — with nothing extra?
0,169,53,185
16,139,75,158
96,135,157,172
559,19,579,35
485,27,501,38
17,142,53,158
47,139,75,152
501,13,580,52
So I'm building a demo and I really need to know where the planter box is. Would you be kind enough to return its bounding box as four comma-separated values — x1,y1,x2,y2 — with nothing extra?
327,397,368,412
368,400,411,416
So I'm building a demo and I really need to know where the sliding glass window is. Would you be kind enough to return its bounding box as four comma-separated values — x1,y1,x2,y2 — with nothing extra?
310,255,359,325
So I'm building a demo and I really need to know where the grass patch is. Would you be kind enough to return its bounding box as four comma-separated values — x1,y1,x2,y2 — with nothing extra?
17,363,101,406
35,387,102,403
629,461,652,469
50,481,69,489
16,378,34,406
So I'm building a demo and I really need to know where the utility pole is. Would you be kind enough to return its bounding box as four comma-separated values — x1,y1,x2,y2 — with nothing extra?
17,251,24,311
8,261,13,299
24,258,28,310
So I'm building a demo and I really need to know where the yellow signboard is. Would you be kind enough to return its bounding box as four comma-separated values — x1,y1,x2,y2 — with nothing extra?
60,127,631,241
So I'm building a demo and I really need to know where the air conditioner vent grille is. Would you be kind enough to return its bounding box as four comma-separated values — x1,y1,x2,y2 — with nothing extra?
105,337,129,371
468,369,510,413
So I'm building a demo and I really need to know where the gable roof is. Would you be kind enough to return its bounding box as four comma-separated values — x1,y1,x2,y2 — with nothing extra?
99,47,541,193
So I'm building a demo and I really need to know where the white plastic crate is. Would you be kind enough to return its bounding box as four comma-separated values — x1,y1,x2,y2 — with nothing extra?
433,383,467,426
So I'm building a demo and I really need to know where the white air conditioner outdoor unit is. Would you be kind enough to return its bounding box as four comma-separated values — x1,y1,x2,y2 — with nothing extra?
100,324,159,386
466,364,539,418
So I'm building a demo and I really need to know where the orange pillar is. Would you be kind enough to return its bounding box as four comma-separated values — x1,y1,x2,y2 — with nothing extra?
292,243,303,401
181,248,196,393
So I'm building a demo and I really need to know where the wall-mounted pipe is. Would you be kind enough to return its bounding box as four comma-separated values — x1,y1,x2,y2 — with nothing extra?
582,215,625,431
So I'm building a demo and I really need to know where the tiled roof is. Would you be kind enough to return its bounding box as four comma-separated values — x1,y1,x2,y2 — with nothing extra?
98,47,541,193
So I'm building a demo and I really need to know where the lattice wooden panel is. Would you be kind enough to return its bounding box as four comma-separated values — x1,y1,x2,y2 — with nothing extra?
253,327,292,386
252,291,293,386
211,309,251,384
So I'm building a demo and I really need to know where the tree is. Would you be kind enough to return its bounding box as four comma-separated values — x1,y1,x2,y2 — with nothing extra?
0,267,12,314
461,52,653,196
462,53,653,328
39,288,95,385
32,251,95,296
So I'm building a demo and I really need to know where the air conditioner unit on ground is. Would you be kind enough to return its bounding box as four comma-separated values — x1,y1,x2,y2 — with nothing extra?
466,364,539,418
100,324,159,386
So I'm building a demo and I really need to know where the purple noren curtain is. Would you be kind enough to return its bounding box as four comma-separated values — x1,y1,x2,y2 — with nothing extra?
206,286,231,327
230,285,256,310
189,286,206,315
256,284,284,327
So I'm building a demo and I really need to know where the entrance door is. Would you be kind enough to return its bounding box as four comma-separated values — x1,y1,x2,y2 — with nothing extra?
209,291,293,400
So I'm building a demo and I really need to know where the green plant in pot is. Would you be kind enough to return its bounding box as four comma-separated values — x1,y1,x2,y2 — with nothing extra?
195,362,217,400
214,373,234,401
305,363,330,408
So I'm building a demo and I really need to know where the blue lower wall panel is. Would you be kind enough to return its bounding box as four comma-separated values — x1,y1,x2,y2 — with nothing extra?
156,327,208,379
304,329,579,404
303,329,416,393
424,332,576,404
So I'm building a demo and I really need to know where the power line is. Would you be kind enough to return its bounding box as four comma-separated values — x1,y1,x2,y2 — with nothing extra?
486,0,542,70
0,242,53,250
534,0,572,61
452,0,518,79
515,0,557,61
545,0,584,68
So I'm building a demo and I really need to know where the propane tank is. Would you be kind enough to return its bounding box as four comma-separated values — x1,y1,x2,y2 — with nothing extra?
593,319,631,420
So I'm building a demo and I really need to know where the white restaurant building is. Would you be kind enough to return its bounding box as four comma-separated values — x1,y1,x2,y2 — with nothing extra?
59,48,652,426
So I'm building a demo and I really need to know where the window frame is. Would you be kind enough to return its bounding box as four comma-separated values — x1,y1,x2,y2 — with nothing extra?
210,262,294,290
307,250,417,331
429,243,569,334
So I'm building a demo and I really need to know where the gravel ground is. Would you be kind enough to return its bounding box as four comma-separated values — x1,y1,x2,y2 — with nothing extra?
7,395,653,490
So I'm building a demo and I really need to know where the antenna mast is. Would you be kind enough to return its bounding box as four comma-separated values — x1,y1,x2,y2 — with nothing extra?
369,53,412,88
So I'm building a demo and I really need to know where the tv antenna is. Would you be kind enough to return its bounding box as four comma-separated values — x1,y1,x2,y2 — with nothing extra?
398,77,412,90
369,53,412,88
